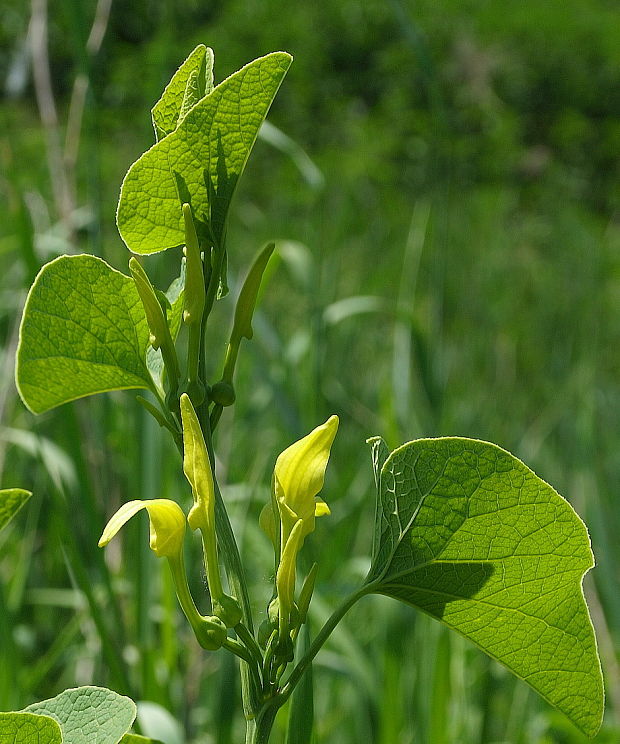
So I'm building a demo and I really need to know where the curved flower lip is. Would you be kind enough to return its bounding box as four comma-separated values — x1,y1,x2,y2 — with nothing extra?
99,498,186,558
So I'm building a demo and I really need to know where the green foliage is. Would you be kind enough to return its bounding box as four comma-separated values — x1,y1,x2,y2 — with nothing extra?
366,436,603,736
15,255,152,414
117,52,292,254
151,44,213,141
0,712,62,744
0,489,31,532
3,31,611,744
25,686,136,744
120,736,165,744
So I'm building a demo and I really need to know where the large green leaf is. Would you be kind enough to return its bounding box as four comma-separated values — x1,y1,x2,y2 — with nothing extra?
117,51,292,255
365,437,603,737
25,686,136,744
0,712,62,744
151,44,213,141
0,488,31,532
16,255,152,414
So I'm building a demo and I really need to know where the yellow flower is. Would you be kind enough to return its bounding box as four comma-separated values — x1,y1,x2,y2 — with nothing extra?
262,415,338,633
99,499,186,558
180,393,241,627
274,414,338,548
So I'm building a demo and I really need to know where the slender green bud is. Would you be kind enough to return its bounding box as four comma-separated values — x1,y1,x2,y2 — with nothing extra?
232,242,274,341
221,243,275,384
129,257,180,391
129,258,170,351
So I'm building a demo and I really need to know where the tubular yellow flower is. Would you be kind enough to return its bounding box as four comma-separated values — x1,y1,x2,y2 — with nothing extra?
263,415,338,637
180,393,241,627
98,499,186,558
274,414,338,548
276,518,304,630
99,496,227,650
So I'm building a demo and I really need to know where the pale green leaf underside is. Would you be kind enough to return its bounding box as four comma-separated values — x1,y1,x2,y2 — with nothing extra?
151,44,212,141
16,255,152,414
117,51,292,255
0,712,62,744
0,488,31,532
366,437,603,737
25,686,136,744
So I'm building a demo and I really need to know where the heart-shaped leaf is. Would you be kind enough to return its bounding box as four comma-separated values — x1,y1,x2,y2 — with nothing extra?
25,686,136,744
0,488,31,532
365,437,604,737
0,712,62,744
16,255,153,414
117,51,292,255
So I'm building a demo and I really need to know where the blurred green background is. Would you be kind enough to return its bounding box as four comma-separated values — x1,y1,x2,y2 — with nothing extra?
1,0,619,742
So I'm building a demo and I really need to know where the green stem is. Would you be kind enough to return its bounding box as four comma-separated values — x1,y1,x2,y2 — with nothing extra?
203,240,227,322
197,401,259,716
199,520,224,603
186,322,205,404
280,585,370,700
224,637,264,697
166,552,207,635
236,622,264,666
210,402,224,432
245,703,279,744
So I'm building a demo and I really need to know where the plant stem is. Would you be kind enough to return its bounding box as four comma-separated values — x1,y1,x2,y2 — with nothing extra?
236,621,264,666
280,585,370,700
196,401,260,717
245,703,279,744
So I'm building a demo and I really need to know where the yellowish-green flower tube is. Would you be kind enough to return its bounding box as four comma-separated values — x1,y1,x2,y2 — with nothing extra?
98,498,226,650
260,415,338,643
180,393,241,627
